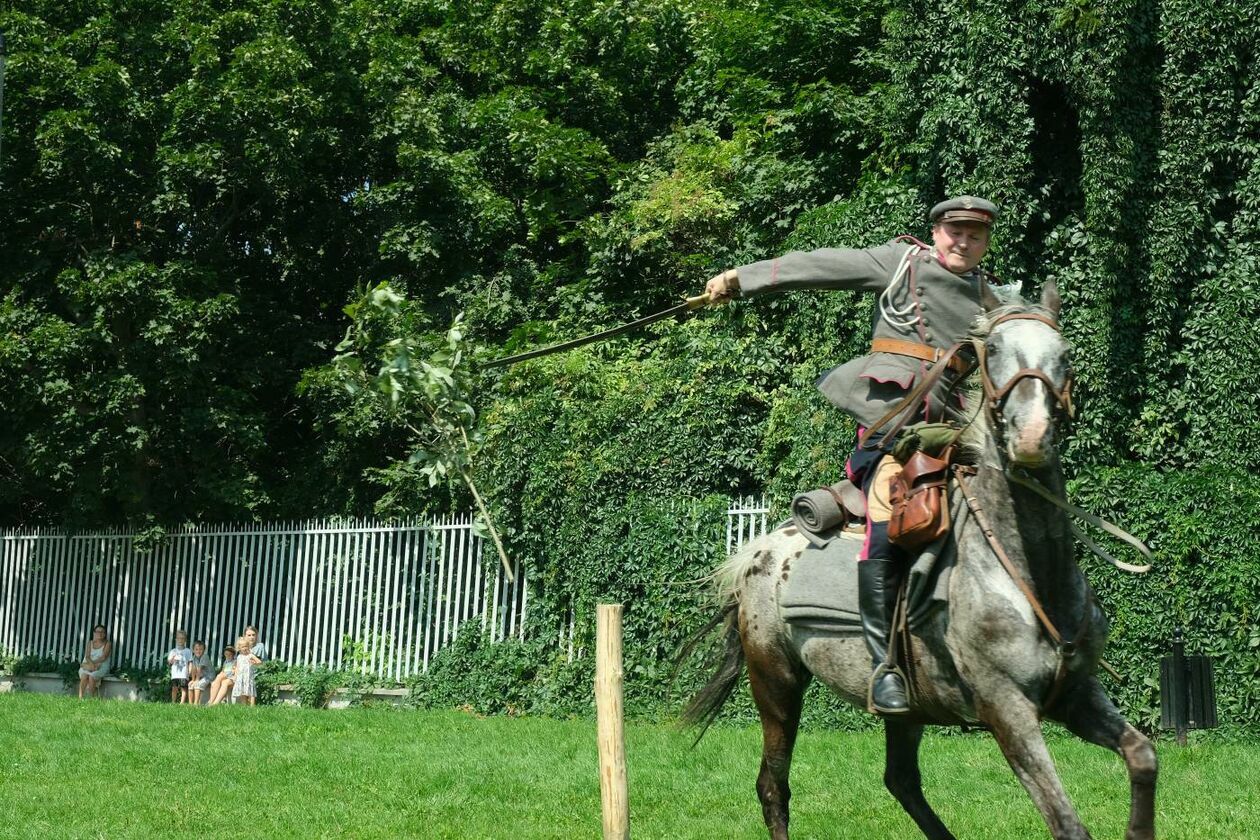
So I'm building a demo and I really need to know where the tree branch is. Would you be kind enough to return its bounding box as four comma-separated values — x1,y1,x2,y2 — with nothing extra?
459,425,515,583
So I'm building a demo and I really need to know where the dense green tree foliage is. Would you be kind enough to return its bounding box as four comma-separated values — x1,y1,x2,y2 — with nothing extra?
1,0,1256,728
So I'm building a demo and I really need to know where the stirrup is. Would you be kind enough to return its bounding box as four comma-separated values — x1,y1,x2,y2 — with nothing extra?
867,663,910,715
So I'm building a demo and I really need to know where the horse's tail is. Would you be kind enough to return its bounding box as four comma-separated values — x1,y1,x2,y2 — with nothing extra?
675,533,783,742
676,598,744,744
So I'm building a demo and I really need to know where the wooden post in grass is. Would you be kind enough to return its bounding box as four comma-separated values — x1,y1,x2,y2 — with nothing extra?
596,603,629,839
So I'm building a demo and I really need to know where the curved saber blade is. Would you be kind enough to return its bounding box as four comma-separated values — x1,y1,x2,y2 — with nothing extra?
481,293,711,369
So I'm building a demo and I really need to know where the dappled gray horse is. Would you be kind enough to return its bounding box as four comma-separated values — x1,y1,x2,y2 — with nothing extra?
683,284,1156,839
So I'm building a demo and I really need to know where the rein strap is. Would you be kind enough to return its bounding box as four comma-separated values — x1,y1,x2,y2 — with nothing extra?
953,468,1072,648
1005,467,1152,573
954,466,1133,703
953,466,1093,708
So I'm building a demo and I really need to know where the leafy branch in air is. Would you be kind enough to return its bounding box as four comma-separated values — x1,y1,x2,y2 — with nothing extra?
332,283,514,582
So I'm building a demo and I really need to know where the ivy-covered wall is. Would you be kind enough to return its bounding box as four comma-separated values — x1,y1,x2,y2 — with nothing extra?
461,0,1260,733
2,1,1256,731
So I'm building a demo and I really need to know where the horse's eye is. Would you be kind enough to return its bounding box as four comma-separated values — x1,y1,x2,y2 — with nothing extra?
985,342,997,355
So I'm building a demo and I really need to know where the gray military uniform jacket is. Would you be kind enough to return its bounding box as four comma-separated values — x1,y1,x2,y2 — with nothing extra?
737,239,994,430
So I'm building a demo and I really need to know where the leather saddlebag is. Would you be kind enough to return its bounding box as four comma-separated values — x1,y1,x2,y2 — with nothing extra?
888,447,952,549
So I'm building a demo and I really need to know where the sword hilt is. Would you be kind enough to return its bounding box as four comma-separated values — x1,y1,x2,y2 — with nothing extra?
684,292,712,309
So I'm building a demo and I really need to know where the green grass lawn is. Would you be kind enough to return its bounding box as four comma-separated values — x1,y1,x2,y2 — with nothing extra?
0,693,1256,839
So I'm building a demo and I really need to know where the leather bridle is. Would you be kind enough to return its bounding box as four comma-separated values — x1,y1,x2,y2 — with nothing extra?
858,311,1075,452
974,312,1075,426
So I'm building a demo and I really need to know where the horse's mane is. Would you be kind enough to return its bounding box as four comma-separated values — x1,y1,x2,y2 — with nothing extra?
967,299,1060,340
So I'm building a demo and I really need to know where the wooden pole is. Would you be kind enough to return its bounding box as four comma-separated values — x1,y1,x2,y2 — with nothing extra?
596,603,629,839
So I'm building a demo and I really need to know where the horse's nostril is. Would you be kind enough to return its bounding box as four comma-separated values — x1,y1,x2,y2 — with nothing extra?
1021,418,1049,444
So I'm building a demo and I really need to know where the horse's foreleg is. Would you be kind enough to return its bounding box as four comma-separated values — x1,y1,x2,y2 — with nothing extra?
884,721,957,839
978,696,1092,840
1049,679,1157,840
746,646,810,840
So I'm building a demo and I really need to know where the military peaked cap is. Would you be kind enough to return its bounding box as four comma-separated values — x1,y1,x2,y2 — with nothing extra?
930,195,998,226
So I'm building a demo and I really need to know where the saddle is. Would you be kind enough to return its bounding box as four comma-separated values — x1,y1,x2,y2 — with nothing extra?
778,487,967,722
777,499,962,632
782,423,966,709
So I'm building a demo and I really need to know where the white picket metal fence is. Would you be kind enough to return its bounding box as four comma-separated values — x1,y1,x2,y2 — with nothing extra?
2,499,769,678
0,517,525,681
727,496,771,554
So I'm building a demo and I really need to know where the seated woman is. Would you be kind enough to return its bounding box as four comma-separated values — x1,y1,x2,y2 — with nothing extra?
77,624,112,699
243,625,266,661
207,643,237,706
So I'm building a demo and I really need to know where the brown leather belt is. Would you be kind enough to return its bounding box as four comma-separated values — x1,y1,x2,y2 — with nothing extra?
871,337,970,373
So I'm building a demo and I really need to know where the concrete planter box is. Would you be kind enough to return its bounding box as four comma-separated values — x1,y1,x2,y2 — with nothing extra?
273,685,408,709
1,672,407,708
0,671,142,701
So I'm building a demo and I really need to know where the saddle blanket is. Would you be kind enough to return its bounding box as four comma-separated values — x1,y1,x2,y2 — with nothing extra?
777,491,965,632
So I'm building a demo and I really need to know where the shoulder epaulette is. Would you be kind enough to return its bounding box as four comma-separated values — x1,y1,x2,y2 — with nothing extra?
894,234,931,250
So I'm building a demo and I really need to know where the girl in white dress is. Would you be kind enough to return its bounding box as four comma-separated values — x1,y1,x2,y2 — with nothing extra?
231,636,261,705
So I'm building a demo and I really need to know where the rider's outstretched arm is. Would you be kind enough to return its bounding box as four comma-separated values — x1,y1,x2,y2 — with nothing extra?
705,243,906,304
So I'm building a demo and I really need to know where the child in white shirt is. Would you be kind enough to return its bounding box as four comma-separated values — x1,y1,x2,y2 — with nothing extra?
166,630,193,704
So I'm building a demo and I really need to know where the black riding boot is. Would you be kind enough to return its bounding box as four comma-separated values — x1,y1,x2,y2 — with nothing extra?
859,523,909,714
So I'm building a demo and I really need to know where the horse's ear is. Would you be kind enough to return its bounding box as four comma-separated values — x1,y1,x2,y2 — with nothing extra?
1040,278,1062,318
979,278,1001,312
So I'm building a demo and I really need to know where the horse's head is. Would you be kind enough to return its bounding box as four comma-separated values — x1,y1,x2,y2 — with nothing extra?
972,281,1074,469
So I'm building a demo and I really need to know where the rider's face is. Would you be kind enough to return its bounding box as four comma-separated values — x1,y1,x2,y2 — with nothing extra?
932,221,991,274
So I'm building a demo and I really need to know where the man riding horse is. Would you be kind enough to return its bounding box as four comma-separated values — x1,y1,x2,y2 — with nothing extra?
703,196,1000,714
